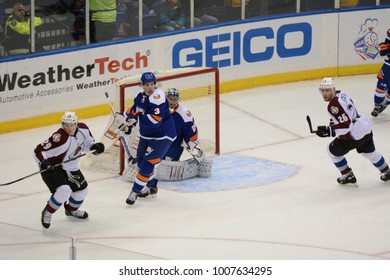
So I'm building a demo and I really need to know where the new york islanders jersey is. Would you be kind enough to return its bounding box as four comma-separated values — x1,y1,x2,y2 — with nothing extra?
33,123,96,171
125,88,176,140
379,29,390,63
165,104,198,160
328,90,372,140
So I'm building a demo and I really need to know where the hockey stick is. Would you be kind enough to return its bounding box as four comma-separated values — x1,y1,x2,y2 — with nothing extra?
104,91,116,115
104,92,133,160
306,115,317,134
0,153,88,186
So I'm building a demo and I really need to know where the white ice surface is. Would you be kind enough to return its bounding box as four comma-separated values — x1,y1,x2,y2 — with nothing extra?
1,75,390,260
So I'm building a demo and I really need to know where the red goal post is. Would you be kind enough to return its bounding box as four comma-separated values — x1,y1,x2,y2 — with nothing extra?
82,67,220,175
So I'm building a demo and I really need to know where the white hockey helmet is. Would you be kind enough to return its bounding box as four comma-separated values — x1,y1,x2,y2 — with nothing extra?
319,77,335,90
166,88,180,109
62,111,78,125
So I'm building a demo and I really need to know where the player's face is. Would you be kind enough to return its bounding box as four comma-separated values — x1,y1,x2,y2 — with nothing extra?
319,88,334,102
168,97,179,109
62,123,77,135
143,82,155,96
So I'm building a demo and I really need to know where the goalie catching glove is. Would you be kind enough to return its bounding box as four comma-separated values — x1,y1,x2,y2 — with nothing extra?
316,125,335,138
186,141,205,162
90,142,105,155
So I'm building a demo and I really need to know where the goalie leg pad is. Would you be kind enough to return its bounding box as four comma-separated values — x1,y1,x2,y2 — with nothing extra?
199,158,213,177
122,165,139,182
157,159,199,181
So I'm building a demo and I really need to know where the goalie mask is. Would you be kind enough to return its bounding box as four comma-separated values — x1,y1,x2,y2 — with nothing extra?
166,88,180,109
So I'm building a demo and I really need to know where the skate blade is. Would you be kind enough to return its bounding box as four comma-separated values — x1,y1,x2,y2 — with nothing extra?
339,182,359,187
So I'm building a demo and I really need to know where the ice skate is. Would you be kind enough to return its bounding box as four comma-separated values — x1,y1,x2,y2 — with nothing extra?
64,202,88,219
380,170,390,182
138,180,158,198
371,105,386,117
41,207,52,229
126,191,138,205
337,171,357,184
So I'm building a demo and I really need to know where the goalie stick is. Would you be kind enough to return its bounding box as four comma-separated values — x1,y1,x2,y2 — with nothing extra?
306,115,317,134
104,92,133,160
0,153,88,186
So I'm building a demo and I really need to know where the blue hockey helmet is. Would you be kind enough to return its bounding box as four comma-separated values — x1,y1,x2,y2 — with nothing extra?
140,72,157,84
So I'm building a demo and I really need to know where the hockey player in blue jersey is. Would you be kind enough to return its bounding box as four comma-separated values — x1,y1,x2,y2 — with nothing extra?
119,87,212,183
123,72,176,206
371,28,390,117
163,88,204,162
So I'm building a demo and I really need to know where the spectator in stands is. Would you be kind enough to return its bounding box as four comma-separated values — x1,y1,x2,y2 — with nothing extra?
159,0,185,32
116,22,135,38
180,0,219,27
90,0,116,43
0,0,5,57
4,2,43,56
126,0,151,24
42,0,86,41
0,0,5,29
340,0,359,7
301,0,333,11
224,0,250,21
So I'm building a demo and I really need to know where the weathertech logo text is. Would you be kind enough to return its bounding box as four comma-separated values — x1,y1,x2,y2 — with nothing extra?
0,52,148,92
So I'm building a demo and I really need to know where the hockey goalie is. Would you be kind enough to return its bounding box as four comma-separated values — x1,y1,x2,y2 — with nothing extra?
105,87,213,182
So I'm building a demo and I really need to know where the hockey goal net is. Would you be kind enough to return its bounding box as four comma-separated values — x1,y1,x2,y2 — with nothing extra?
82,67,220,175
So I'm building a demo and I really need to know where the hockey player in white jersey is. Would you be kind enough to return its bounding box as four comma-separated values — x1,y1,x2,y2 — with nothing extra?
34,111,105,229
315,77,390,185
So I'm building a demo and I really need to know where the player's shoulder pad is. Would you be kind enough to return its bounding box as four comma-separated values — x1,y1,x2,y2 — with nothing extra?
78,122,89,130
52,128,69,144
149,88,166,106
175,104,194,123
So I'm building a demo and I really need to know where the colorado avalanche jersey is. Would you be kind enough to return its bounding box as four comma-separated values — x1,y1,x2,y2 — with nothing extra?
328,90,372,140
125,88,176,140
33,123,96,171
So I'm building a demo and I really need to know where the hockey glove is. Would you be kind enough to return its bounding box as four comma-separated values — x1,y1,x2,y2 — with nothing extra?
186,141,205,162
379,42,390,56
316,126,335,138
127,155,138,165
39,159,54,172
118,117,137,135
91,142,105,155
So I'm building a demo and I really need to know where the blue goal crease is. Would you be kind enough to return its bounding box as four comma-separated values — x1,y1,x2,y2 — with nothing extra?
158,154,298,192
